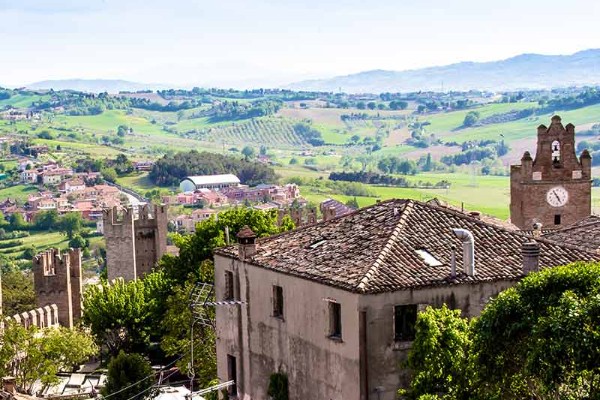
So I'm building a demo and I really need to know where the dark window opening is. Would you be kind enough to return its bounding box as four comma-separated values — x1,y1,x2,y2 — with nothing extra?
227,354,237,396
555,214,561,225
395,304,417,341
224,271,234,300
273,285,284,318
329,302,342,339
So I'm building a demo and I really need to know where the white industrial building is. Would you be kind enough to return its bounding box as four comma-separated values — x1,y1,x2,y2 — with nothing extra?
179,174,240,192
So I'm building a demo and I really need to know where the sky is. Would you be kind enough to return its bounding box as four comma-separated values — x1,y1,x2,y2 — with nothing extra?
0,0,599,88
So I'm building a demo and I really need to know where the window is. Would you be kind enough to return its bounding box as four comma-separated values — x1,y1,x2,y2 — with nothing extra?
227,354,237,396
224,271,234,300
395,305,417,341
329,302,342,339
272,285,284,318
554,214,561,225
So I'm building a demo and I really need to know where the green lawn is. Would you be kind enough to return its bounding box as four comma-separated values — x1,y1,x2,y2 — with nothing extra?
117,173,156,193
0,94,49,109
433,104,600,143
423,102,538,134
0,185,39,202
0,231,70,258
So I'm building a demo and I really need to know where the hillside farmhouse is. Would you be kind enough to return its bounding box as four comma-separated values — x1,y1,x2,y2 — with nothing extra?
214,199,599,400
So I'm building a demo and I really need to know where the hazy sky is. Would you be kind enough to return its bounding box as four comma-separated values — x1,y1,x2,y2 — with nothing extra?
1,0,599,87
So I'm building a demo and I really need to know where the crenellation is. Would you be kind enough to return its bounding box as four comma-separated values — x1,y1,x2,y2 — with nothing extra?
103,204,168,281
33,248,82,328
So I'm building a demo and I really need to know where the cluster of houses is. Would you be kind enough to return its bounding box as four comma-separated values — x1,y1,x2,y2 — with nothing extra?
19,160,77,185
0,159,128,225
0,109,41,121
168,174,304,232
1,181,125,224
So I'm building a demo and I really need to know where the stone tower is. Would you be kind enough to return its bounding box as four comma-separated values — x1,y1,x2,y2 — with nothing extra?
103,204,168,282
510,115,592,230
33,248,82,328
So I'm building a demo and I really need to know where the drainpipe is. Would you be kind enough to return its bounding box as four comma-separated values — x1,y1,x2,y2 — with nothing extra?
452,228,475,276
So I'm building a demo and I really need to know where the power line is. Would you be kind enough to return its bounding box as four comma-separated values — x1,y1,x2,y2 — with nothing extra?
121,368,181,400
101,353,186,400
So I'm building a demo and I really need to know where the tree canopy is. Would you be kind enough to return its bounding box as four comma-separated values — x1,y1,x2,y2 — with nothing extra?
401,261,600,400
162,207,293,284
0,323,97,394
148,150,277,187
82,271,171,355
102,351,154,400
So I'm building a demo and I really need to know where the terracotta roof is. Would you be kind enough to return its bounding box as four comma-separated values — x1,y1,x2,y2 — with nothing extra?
320,198,355,217
542,215,600,252
215,199,600,294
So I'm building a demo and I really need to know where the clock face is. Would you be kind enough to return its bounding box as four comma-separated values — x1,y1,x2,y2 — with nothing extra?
546,186,569,207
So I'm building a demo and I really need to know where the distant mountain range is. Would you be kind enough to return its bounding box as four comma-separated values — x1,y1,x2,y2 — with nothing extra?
24,79,171,93
287,49,600,93
18,49,600,94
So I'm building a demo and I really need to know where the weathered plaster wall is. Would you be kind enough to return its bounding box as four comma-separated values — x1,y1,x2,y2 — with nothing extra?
359,280,515,400
215,254,362,400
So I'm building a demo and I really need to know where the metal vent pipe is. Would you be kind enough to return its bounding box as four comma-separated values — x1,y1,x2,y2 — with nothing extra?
452,228,475,276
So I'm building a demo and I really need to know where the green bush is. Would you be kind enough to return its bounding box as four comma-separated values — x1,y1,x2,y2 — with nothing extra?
267,372,289,400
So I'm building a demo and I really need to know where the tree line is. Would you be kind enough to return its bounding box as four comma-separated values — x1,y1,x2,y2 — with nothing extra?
148,150,278,187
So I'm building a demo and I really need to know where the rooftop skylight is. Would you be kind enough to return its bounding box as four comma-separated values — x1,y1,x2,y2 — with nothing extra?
415,249,443,267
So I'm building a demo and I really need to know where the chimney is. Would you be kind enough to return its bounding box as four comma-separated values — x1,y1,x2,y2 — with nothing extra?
452,228,475,276
522,240,540,275
3,377,16,394
468,211,481,220
532,222,542,238
237,225,257,260
323,206,336,222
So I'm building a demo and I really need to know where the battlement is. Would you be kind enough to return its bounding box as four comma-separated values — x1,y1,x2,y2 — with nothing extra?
5,304,59,329
104,204,168,282
102,206,136,227
33,248,82,328
33,248,81,277
136,204,168,229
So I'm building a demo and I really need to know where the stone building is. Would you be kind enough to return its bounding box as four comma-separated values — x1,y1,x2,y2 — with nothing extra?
33,248,82,328
103,204,168,281
214,199,599,400
510,115,592,230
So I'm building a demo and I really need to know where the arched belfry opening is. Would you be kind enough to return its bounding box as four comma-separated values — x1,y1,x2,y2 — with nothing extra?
552,140,561,165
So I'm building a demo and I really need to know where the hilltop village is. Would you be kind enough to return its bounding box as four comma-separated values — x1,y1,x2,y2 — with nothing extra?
1,85,600,400
2,116,600,400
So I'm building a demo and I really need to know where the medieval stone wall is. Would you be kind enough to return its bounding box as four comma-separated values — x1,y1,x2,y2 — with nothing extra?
103,205,168,281
5,304,60,329
33,248,82,328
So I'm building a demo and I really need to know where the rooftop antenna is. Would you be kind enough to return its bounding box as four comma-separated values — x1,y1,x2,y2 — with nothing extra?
188,282,246,395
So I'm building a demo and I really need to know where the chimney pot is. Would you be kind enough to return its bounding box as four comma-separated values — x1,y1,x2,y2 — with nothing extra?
522,240,540,275
237,226,257,260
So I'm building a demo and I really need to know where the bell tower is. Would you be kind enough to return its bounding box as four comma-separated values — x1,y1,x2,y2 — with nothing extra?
510,116,592,230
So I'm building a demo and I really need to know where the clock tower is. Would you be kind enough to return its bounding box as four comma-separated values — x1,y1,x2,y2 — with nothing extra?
510,115,592,230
